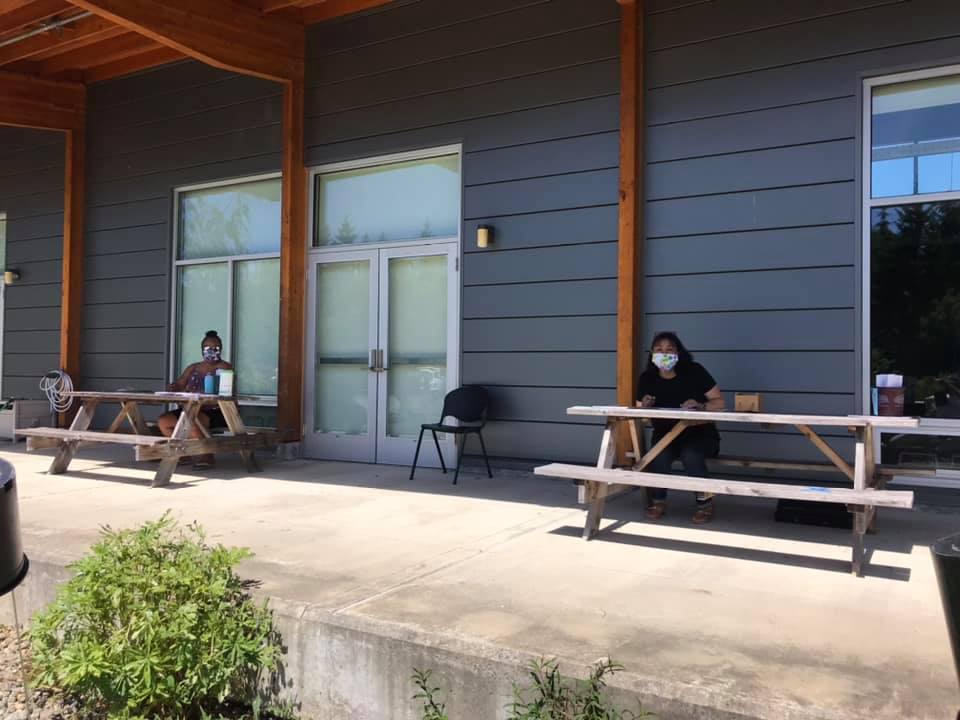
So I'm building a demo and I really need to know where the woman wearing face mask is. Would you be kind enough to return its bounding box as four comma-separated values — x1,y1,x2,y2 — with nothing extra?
638,331,725,524
157,329,233,469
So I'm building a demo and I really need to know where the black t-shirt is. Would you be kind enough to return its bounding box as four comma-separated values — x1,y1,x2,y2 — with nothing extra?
637,362,718,438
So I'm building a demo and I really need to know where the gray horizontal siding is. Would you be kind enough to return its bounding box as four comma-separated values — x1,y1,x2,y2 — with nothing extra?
642,0,960,464
463,352,615,389
82,62,282,407
0,127,64,399
308,0,619,463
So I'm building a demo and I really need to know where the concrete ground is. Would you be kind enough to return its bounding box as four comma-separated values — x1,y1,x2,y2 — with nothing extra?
1,441,958,720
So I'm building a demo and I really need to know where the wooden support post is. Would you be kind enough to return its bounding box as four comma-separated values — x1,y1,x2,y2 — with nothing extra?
277,76,306,442
615,0,645,462
851,434,867,576
152,402,201,488
583,419,618,540
49,399,97,474
60,120,86,402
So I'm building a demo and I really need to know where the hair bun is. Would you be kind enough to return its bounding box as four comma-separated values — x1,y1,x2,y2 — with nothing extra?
205,330,219,338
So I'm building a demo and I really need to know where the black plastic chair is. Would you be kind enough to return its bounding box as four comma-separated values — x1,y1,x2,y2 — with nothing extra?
409,385,493,485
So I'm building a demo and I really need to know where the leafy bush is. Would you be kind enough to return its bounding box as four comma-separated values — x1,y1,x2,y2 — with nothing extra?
508,658,653,720
412,658,654,720
30,513,279,720
412,669,450,720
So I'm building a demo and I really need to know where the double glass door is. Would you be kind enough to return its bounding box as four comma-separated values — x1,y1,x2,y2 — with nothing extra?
304,242,458,465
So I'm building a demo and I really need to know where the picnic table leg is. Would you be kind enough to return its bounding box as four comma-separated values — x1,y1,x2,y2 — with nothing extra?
49,400,98,474
219,400,261,473
583,420,618,540
851,433,867,576
152,402,201,488
864,424,880,533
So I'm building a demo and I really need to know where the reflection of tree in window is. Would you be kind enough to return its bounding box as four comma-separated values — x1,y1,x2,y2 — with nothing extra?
182,194,251,257
335,217,357,245
872,201,960,416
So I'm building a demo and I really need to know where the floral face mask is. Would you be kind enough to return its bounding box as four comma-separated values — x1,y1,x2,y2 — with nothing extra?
202,346,221,363
652,352,678,371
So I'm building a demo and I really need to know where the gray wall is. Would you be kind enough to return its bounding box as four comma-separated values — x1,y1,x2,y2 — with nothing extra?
3,0,960,462
643,0,960,460
306,0,622,462
0,127,64,400
83,63,281,417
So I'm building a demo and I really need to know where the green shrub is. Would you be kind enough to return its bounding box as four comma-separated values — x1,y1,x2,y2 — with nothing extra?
412,659,654,720
30,513,279,720
412,669,450,720
508,658,654,720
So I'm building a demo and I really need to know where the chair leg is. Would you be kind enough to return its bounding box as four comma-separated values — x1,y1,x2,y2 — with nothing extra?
453,433,466,485
431,430,447,473
410,428,425,480
477,429,492,478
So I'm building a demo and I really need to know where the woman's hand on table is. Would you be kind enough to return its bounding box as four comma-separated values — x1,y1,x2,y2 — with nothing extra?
682,399,706,410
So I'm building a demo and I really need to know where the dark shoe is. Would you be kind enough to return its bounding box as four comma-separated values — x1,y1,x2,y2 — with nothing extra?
645,501,667,520
692,505,714,525
193,454,215,470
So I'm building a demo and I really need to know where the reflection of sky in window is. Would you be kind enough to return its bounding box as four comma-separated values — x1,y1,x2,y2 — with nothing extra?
316,156,459,245
181,181,281,259
918,153,960,193
872,157,914,197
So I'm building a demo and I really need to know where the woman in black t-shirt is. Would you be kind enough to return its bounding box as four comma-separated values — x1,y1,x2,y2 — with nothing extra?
637,331,725,524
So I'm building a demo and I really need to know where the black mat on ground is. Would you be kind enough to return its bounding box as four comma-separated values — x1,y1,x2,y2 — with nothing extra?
774,498,852,529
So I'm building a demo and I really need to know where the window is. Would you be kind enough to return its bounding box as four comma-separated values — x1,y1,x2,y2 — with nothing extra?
313,153,460,247
866,68,960,472
173,177,281,421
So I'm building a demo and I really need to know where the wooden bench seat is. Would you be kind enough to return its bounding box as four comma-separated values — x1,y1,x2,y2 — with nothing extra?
534,463,915,509
134,429,282,461
18,427,168,450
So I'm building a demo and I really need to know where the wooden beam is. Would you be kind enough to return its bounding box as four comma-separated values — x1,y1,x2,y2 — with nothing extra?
0,0,71,37
82,44,183,83
0,69,84,129
60,114,85,388
616,0,644,420
277,76,306,440
301,0,393,24
0,14,121,64
66,0,304,82
39,32,160,73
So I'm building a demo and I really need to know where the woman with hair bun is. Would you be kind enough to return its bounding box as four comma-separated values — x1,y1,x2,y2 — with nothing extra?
157,329,233,469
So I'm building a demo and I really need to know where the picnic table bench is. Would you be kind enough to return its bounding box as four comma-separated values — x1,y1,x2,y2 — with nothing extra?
535,406,920,576
18,391,281,488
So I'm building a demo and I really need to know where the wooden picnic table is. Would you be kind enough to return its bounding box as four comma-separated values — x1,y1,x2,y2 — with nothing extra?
18,391,279,488
535,406,920,575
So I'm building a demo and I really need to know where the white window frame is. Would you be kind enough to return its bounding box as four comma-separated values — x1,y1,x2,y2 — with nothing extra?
170,172,282,407
862,64,960,484
307,144,463,256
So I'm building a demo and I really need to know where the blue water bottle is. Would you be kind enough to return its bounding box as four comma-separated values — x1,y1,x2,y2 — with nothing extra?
203,373,215,394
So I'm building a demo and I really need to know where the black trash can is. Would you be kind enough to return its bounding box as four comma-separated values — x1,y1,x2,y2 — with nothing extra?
932,532,960,720
0,458,28,597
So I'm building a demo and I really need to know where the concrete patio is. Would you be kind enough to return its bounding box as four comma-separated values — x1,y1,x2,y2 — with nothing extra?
1,442,957,720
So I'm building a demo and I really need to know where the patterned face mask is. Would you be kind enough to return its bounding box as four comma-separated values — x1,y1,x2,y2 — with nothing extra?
202,346,221,362
652,352,679,371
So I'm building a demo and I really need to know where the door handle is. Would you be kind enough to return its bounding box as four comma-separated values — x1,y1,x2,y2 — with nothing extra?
369,349,378,371
378,349,388,372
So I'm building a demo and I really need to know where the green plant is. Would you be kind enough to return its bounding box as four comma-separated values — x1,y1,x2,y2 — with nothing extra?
412,668,450,720
30,512,279,720
508,658,654,720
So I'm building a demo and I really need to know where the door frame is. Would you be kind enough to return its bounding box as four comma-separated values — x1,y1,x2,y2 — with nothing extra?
303,144,463,463
374,242,460,467
302,248,380,462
